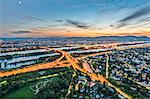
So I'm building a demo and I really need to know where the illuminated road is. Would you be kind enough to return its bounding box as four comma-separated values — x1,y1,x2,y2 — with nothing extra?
1,43,149,77
105,53,109,78
0,51,112,77
1,43,150,98
65,71,76,98
0,54,70,77
118,56,150,90
59,50,131,99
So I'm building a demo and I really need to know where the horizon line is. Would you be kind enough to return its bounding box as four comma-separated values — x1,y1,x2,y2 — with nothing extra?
0,35,150,39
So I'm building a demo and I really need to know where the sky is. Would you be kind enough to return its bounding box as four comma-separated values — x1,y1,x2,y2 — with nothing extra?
0,0,150,38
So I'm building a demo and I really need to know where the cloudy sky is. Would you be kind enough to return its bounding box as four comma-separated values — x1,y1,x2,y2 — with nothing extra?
0,0,150,38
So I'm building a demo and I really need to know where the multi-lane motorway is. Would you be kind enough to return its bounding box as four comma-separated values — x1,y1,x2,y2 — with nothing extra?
0,43,150,98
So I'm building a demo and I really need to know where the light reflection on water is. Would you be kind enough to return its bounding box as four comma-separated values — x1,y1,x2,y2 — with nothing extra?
0,53,60,69
0,43,149,70
0,47,79,69
0,49,105,69
0,49,48,56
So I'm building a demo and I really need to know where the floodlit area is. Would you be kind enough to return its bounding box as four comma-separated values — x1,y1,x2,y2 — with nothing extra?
0,40,150,99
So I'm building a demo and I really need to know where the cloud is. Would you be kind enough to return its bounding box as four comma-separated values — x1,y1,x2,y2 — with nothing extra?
12,30,31,34
138,17,150,22
113,6,150,29
15,22,26,25
66,19,91,29
66,30,71,32
55,28,67,30
110,23,127,29
116,23,127,28
49,25,58,27
53,20,63,22
23,16,48,22
119,6,150,22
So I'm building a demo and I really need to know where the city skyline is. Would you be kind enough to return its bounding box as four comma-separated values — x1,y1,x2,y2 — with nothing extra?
0,0,150,38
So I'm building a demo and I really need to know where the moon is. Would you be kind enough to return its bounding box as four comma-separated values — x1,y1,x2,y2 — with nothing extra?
18,1,22,4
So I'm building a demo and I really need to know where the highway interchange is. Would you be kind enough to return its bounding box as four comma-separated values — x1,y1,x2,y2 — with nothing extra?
0,42,150,99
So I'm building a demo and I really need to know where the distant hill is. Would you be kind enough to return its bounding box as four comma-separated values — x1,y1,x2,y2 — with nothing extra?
1,36,150,41
94,36,150,41
67,36,150,41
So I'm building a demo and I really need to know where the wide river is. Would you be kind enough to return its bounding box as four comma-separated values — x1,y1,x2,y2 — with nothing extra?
1,43,149,70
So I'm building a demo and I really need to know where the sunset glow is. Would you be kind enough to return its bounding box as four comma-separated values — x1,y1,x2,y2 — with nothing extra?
0,0,150,37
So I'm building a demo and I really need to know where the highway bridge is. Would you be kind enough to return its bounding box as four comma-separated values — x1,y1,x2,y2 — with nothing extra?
0,43,150,99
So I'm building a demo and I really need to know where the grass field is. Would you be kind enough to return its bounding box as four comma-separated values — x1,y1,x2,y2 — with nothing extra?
1,82,37,99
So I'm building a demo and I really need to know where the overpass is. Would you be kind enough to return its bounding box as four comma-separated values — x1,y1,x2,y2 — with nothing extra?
0,43,150,98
